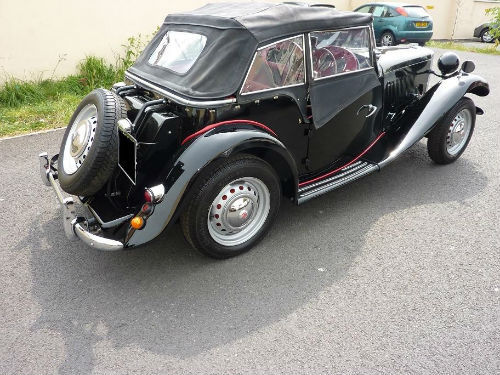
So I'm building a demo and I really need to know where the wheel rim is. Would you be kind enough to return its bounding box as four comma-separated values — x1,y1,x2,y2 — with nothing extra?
382,34,393,46
207,177,270,247
483,31,494,43
446,108,472,156
62,104,98,175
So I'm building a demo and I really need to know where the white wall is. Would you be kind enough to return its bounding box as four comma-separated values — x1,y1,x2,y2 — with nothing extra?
0,0,496,83
0,0,288,82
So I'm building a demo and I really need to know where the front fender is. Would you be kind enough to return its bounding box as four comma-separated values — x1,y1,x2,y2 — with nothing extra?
125,129,297,247
379,73,489,167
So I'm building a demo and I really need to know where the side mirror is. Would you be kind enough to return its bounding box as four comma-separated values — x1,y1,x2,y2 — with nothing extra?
461,60,475,73
437,52,460,76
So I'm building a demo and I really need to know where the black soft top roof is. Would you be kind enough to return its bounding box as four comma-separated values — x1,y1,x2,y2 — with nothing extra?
128,3,372,100
165,2,372,43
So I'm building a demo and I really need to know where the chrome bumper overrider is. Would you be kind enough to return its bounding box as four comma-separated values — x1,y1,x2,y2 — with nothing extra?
38,152,124,251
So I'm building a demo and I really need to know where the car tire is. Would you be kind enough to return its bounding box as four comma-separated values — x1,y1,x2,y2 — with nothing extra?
427,97,476,165
380,31,396,46
58,88,127,196
480,28,494,43
181,154,281,259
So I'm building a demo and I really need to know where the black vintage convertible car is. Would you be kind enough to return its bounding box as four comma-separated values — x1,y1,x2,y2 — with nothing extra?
39,2,489,258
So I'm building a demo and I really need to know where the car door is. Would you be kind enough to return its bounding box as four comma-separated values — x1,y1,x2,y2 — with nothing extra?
372,5,391,40
307,26,383,172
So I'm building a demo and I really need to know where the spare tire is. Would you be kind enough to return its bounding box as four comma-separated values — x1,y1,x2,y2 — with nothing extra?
58,88,126,196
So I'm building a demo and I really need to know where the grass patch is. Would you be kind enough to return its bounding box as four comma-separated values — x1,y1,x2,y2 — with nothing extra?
0,31,154,137
0,93,80,137
426,40,500,55
0,61,114,137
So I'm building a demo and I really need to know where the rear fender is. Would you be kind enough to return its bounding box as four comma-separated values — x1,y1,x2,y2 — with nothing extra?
125,128,297,247
379,73,489,167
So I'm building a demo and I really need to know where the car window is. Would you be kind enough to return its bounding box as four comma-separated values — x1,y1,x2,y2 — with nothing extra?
241,36,305,95
356,5,372,13
310,28,372,80
148,31,207,74
382,6,394,17
372,5,385,17
386,7,399,17
403,6,429,18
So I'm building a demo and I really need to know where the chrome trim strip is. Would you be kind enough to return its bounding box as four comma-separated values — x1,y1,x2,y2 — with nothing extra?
39,152,51,186
73,220,124,251
298,164,378,204
240,82,305,96
240,34,307,96
312,67,374,81
301,164,376,197
257,34,306,51
39,151,125,250
298,161,367,193
125,71,236,108
382,58,433,74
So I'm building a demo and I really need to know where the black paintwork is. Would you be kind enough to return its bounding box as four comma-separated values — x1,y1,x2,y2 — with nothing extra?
126,130,297,247
437,52,460,75
307,68,383,173
82,37,488,249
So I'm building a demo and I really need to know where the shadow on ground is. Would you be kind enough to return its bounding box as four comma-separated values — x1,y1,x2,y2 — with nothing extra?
21,143,487,374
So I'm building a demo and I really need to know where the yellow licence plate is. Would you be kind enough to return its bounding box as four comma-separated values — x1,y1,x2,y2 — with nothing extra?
415,22,428,28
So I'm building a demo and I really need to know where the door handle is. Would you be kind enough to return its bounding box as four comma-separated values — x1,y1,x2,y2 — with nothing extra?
357,104,378,118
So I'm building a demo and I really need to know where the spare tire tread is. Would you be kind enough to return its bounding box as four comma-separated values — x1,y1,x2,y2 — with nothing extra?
58,89,127,196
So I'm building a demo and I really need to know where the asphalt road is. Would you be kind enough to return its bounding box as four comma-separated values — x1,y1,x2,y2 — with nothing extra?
462,40,500,51
1,49,499,375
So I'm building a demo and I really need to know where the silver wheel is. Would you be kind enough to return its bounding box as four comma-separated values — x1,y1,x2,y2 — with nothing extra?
381,33,394,46
482,30,494,43
446,108,472,156
62,104,97,175
207,177,270,247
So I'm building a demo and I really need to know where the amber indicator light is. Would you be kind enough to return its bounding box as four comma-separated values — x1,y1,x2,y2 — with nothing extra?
130,216,145,229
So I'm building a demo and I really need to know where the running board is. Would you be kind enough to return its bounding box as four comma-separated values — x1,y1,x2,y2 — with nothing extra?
298,161,379,204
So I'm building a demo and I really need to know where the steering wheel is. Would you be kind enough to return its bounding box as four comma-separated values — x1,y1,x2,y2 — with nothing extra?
313,48,337,78
328,46,359,73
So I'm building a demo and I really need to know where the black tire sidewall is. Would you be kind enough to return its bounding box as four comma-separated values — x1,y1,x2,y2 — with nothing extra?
185,156,281,258
480,28,492,43
427,97,476,164
58,89,121,196
381,32,395,46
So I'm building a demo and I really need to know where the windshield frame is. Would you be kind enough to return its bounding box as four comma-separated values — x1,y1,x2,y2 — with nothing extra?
308,25,374,82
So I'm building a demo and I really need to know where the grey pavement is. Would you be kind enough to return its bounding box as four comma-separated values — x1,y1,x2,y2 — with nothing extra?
461,39,500,51
1,49,499,374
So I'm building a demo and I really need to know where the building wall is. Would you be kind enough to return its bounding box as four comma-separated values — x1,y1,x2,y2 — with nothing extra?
0,0,497,83
0,0,283,82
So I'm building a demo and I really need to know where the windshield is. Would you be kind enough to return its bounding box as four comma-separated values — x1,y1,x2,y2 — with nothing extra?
403,6,429,18
148,31,207,74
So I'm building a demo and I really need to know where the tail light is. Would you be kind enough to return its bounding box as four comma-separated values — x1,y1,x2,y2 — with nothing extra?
144,184,165,204
395,7,408,16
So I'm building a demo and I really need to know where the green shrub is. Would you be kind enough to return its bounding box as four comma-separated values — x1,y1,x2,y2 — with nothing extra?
0,29,157,109
486,7,500,44
0,78,45,107
77,56,117,91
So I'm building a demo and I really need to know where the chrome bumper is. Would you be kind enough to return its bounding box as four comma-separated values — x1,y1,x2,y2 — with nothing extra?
38,152,124,251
